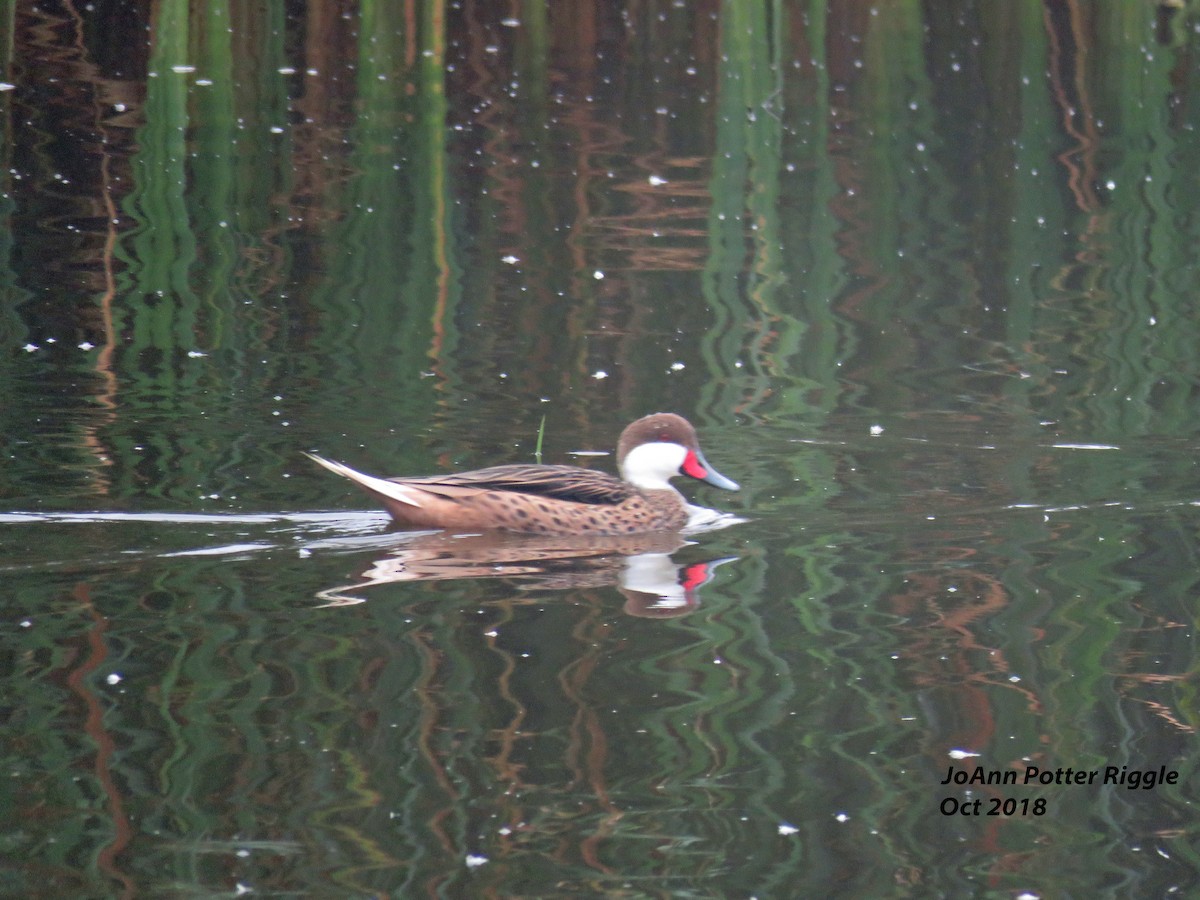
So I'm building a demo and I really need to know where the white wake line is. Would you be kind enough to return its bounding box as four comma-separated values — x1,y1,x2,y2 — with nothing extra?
0,510,391,526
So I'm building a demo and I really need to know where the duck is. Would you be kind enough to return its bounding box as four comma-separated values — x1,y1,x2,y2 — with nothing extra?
305,412,739,535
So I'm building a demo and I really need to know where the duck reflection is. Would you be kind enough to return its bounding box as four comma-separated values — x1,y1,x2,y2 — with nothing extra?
314,530,736,617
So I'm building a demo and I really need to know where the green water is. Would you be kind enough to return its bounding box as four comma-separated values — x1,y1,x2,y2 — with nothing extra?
3,2,1200,896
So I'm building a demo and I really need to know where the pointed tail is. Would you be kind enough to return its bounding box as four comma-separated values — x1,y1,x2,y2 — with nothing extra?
304,453,422,508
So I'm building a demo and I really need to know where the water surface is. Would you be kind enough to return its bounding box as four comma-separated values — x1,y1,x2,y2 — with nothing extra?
3,2,1200,896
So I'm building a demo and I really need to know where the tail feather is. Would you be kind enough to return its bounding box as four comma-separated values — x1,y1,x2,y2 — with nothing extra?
304,452,422,508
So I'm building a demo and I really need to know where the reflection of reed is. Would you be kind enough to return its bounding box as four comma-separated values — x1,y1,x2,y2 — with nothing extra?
590,165,713,270
66,583,136,895
888,565,1039,757
5,2,1200,894
1043,1,1102,213
7,4,142,498
395,561,778,893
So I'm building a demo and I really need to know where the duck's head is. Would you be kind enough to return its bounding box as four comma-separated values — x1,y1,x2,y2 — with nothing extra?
616,413,740,492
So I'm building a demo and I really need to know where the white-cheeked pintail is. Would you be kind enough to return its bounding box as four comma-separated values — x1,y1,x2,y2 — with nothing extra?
305,413,739,535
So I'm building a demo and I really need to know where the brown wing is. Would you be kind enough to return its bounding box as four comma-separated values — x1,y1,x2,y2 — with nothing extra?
393,464,635,506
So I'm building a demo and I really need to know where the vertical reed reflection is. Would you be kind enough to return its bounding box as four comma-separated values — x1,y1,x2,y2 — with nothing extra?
2,1,1200,896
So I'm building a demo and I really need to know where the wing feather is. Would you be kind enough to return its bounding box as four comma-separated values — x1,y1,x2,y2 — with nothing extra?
397,464,634,506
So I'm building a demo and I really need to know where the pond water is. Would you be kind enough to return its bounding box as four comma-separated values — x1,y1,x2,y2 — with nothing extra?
4,2,1200,897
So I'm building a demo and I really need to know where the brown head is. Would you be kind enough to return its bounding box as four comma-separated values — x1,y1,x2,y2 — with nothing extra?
616,413,739,492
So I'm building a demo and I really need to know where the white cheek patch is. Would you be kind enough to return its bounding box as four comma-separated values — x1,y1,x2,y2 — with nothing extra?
619,441,689,489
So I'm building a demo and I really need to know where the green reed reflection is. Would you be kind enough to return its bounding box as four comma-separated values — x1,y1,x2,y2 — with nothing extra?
3,1,1200,897
302,0,449,457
